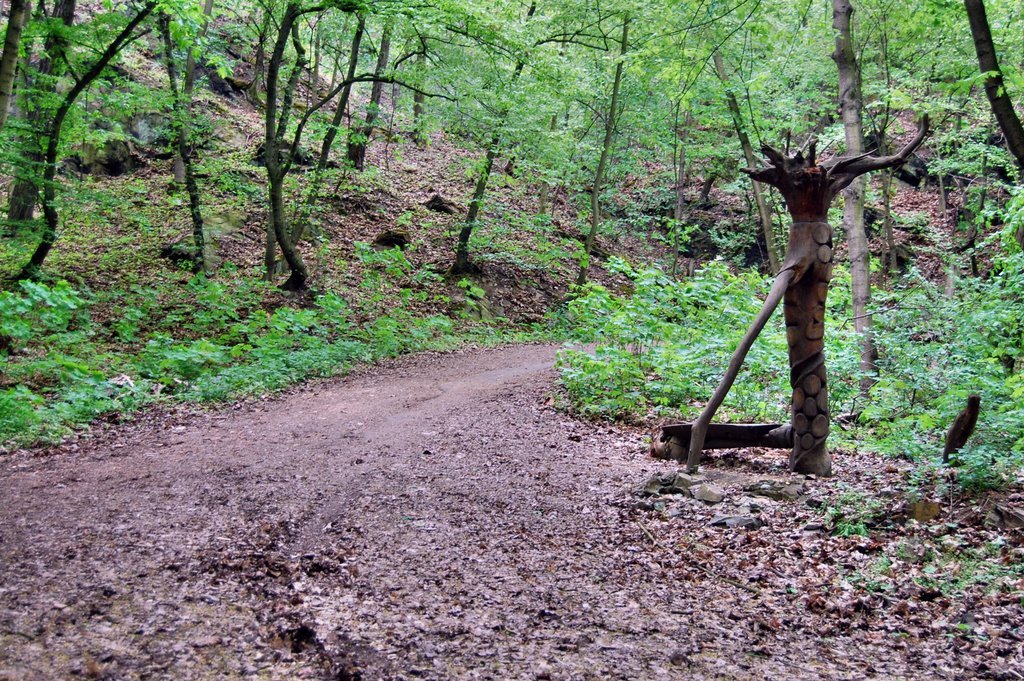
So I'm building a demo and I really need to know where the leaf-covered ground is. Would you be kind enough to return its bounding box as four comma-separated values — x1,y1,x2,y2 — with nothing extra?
1,344,1020,680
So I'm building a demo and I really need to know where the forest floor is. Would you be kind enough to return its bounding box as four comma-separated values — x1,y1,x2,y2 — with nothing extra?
1,344,1021,681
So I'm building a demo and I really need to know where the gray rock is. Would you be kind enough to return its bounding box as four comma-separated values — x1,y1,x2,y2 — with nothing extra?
691,483,725,504
744,479,804,501
670,472,702,491
710,515,764,529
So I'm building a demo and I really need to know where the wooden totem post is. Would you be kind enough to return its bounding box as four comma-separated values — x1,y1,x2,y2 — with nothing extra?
652,119,928,477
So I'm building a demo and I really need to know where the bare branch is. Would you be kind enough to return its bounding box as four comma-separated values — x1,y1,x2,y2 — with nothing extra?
825,115,929,192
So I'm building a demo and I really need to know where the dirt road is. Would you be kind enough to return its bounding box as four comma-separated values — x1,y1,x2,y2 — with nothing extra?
0,345,673,679
1,344,1009,680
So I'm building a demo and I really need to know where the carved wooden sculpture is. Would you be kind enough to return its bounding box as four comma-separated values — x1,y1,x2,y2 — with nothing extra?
653,118,928,477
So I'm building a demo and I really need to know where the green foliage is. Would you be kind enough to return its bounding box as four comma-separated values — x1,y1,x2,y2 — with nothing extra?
557,256,1024,494
0,281,86,350
0,273,524,451
822,488,885,537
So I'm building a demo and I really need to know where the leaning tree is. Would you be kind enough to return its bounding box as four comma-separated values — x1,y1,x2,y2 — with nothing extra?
652,118,928,477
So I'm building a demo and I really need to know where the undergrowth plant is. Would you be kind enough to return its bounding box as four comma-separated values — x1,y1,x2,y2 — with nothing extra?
557,249,1024,494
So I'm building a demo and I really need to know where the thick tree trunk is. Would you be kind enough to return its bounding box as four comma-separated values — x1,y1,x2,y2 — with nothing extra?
346,21,391,171
0,0,29,131
832,0,876,394
714,53,780,274
964,0,1024,175
576,15,628,287
411,41,427,146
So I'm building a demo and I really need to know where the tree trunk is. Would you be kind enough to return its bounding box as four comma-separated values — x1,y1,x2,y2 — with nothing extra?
964,0,1024,178
18,1,156,278
576,14,628,287
173,0,214,184
698,175,715,204
832,0,876,394
412,42,427,146
315,15,364,173
537,113,559,215
263,4,310,289
881,169,896,274
714,53,780,274
7,0,76,227
0,0,28,132
346,20,391,171
452,143,497,274
160,13,206,275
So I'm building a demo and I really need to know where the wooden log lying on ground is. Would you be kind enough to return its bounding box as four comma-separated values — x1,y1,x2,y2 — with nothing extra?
650,423,793,461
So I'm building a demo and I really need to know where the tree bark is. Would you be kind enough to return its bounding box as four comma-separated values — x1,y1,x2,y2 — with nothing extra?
17,1,156,279
263,4,309,289
412,40,427,146
346,20,390,171
7,0,76,227
576,14,628,287
0,0,28,131
713,53,780,274
452,142,497,274
315,14,364,173
832,0,876,394
160,13,206,275
964,0,1024,173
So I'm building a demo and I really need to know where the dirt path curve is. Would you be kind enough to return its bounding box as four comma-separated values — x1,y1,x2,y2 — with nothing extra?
2,344,780,680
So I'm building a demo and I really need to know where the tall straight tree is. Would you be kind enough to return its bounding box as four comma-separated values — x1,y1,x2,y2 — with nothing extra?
346,19,391,171
7,0,77,227
576,13,628,287
0,0,29,131
713,52,780,274
832,0,875,393
160,12,206,274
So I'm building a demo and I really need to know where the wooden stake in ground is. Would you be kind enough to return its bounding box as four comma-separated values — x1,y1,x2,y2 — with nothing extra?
661,118,929,477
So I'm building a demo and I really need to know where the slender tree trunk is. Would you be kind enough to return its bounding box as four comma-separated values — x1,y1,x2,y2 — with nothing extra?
17,1,156,278
173,0,213,184
7,0,76,226
450,2,536,274
263,5,310,289
881,169,896,274
412,41,427,146
346,21,391,171
452,142,497,274
537,112,558,214
0,0,28,131
315,15,364,173
713,53,780,274
576,14,628,287
832,0,876,393
160,13,206,275
291,14,364,245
